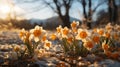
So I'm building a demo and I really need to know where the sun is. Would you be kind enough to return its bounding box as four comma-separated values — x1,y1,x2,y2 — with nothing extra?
0,5,11,14
0,1,25,20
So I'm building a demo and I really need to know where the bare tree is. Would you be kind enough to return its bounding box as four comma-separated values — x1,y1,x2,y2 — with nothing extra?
87,0,92,29
15,0,76,28
81,0,87,20
42,0,74,28
97,0,120,25
108,0,118,24
79,0,92,28
96,10,109,25
79,0,107,28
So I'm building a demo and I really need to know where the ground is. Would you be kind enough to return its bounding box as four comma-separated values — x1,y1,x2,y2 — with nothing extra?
0,29,120,67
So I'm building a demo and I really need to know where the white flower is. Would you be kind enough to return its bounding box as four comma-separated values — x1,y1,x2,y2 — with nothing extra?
44,40,52,50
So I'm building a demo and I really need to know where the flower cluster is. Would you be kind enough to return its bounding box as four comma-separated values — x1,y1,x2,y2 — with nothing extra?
56,21,90,56
90,23,120,59
55,22,120,58
18,22,120,60
18,26,52,59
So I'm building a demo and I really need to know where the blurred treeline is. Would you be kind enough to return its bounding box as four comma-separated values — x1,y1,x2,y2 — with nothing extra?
0,0,120,30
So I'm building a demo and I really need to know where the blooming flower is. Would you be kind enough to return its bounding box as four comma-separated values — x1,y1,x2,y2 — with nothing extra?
104,32,110,38
61,27,69,38
92,28,97,34
97,28,104,36
92,35,100,43
50,34,57,40
44,40,52,50
41,34,47,42
19,29,26,40
56,25,62,33
105,23,113,31
71,21,79,29
76,29,89,40
33,26,42,37
83,40,94,50
67,37,73,44
30,25,43,42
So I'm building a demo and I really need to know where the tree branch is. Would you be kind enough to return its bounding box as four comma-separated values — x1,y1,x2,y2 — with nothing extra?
53,0,63,16
93,0,107,12
43,0,58,13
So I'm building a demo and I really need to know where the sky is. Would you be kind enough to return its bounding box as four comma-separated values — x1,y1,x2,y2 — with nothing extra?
0,0,25,19
0,0,108,20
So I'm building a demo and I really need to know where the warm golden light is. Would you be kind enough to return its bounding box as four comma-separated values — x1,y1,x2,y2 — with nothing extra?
0,1,25,20
0,5,11,14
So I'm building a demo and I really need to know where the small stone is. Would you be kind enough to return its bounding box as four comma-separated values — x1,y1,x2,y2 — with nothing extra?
0,57,4,64
77,56,82,61
35,61,48,67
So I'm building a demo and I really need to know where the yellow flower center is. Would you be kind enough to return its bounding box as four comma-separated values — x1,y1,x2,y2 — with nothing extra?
102,44,109,50
92,36,100,43
79,31,87,39
84,41,93,49
67,37,73,43
105,32,110,38
42,35,47,42
93,28,97,33
63,28,69,35
19,31,25,38
50,34,56,40
45,42,51,48
56,27,61,33
98,29,104,35
71,22,77,28
33,29,41,37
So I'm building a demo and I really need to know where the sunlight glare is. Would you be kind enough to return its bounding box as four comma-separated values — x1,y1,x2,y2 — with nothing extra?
0,5,11,14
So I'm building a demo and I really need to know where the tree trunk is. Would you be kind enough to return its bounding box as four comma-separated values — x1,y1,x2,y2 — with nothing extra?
113,0,118,24
82,0,87,20
64,4,71,28
81,0,88,28
108,0,118,24
63,15,70,28
53,0,71,28
108,0,113,23
87,0,92,29
61,3,71,28
58,12,70,28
